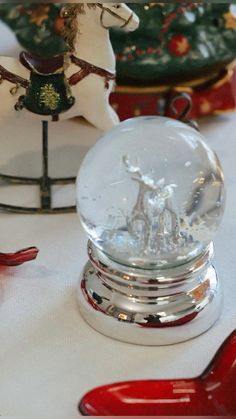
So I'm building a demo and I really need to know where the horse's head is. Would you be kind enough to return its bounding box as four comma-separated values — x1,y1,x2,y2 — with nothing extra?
61,3,139,52
96,3,140,32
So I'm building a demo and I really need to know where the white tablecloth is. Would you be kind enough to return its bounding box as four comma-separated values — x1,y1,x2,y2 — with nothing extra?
0,21,236,418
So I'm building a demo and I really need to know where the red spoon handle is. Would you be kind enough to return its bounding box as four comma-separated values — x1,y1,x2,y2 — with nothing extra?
79,330,236,416
0,247,39,266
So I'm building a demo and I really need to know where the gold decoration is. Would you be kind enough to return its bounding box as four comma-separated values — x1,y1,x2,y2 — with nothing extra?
39,84,60,110
112,103,119,111
199,98,212,114
144,3,163,10
224,12,236,31
10,84,20,95
176,38,190,55
134,107,141,116
118,313,128,321
28,5,50,26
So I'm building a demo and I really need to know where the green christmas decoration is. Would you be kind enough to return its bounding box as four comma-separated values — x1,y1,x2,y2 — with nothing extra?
1,3,236,120
18,72,75,116
1,3,236,85
113,3,236,84
0,4,66,57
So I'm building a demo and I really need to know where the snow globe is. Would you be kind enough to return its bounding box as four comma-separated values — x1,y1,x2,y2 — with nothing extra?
76,116,225,345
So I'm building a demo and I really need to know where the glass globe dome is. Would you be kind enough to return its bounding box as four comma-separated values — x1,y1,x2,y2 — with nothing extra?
77,116,225,270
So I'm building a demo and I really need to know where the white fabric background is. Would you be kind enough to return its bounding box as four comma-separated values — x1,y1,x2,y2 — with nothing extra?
0,22,235,418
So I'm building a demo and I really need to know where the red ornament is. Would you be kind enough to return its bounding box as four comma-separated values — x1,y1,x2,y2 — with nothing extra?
136,49,143,56
147,47,154,54
127,53,134,60
79,330,236,415
168,34,191,57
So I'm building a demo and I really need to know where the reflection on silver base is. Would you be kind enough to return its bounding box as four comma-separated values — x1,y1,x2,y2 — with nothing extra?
77,241,222,345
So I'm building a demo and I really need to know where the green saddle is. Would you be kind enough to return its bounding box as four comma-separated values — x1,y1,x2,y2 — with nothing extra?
19,51,75,116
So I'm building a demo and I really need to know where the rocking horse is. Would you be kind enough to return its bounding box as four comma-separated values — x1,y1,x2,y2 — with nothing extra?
0,3,139,213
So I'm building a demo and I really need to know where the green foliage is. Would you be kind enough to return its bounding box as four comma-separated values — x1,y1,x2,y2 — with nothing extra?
0,3,66,57
112,3,236,83
1,3,236,83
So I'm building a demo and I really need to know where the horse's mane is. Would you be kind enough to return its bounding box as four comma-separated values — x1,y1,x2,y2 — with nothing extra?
61,3,97,52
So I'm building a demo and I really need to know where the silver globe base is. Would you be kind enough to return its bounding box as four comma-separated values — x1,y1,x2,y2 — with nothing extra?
77,241,222,346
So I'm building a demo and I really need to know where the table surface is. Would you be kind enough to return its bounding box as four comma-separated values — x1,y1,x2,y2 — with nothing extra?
0,21,236,418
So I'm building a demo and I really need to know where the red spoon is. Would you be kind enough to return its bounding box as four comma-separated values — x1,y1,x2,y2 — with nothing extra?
79,330,236,416
0,247,39,266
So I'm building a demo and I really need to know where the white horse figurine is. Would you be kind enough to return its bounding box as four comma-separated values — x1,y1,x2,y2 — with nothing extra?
0,3,139,131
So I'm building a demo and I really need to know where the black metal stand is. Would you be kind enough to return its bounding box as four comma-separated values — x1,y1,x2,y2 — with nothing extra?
0,121,76,214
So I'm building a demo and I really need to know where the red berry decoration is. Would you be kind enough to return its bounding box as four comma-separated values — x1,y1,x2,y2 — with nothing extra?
147,47,154,54
136,49,143,56
168,34,191,57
